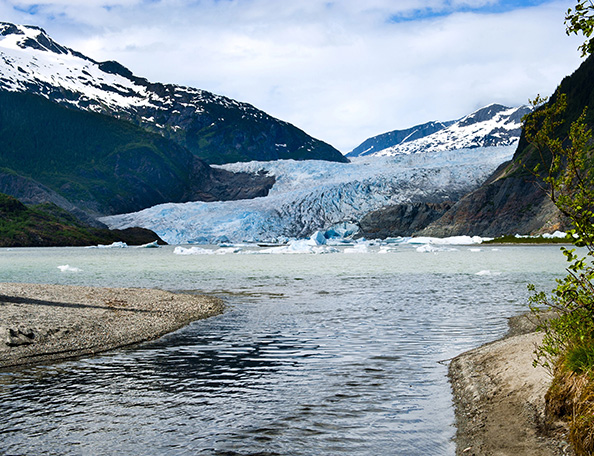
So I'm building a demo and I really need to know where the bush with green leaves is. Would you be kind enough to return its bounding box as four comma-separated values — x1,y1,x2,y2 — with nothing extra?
525,92,594,375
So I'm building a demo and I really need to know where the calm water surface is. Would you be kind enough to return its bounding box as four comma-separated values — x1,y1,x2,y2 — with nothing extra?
0,244,568,455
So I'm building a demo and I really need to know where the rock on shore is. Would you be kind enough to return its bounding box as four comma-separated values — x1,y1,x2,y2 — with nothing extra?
0,282,224,369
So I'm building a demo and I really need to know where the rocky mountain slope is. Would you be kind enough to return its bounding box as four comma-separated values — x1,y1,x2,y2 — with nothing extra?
347,121,454,157
412,55,594,238
0,90,275,218
349,104,531,158
0,22,346,164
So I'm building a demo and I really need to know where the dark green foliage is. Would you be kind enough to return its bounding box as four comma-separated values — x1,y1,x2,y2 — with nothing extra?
0,192,164,247
526,95,594,373
508,54,594,181
0,90,195,215
175,98,346,164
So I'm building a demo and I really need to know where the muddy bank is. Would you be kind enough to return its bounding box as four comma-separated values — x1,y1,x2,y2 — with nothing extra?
0,282,224,369
448,314,572,455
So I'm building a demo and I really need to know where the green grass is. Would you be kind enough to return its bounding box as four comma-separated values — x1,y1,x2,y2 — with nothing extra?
484,234,571,244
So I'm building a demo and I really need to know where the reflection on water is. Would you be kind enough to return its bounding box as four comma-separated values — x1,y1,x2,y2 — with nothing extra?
0,245,566,455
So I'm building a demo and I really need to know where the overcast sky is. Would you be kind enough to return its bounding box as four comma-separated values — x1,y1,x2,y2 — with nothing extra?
0,0,585,152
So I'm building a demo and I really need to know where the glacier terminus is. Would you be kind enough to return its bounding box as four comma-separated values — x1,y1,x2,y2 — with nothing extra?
100,146,517,244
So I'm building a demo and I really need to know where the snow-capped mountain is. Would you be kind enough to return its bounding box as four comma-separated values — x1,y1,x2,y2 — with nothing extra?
100,146,516,244
349,104,531,157
0,22,345,164
347,120,454,157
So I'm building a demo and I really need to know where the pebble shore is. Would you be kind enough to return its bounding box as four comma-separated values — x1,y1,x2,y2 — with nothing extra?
0,282,224,369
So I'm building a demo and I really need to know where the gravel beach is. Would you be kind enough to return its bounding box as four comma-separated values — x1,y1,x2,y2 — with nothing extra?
0,282,224,369
448,314,572,456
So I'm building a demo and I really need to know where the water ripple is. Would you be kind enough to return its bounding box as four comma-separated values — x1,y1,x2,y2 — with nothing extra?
0,246,567,455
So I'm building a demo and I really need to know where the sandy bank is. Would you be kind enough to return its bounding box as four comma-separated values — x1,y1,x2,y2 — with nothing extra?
448,314,572,456
0,282,224,369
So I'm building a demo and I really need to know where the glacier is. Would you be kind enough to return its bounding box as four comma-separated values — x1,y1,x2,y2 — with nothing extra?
100,146,516,245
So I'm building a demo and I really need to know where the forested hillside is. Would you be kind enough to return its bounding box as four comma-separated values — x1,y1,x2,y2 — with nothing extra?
0,90,274,218
0,193,164,246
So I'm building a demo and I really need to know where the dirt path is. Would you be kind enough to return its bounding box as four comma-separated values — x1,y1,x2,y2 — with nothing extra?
0,282,224,369
448,316,572,455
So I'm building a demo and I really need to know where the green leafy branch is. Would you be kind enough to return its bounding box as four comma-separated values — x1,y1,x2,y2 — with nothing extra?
566,0,594,57
523,93,594,374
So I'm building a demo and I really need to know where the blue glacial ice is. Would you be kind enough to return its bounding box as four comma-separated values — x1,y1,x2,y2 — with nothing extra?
100,147,516,245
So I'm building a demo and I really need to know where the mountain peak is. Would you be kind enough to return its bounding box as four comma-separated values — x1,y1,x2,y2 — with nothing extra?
0,22,70,55
458,103,515,127
349,104,533,158
0,21,346,164
347,120,454,157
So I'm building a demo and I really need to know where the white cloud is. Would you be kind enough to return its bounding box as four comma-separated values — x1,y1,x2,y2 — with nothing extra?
0,0,584,152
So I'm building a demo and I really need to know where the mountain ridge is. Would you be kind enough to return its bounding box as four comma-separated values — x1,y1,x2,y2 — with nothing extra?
347,120,455,157
349,103,531,158
0,22,347,164
0,89,275,218
402,56,594,238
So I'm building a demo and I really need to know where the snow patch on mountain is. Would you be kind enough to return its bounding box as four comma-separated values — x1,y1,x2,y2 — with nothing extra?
351,104,531,157
0,22,245,116
100,146,516,244
0,22,156,111
0,22,345,164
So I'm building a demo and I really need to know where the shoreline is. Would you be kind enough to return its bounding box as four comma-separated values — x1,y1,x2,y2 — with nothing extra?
0,282,224,369
0,282,575,453
448,313,572,456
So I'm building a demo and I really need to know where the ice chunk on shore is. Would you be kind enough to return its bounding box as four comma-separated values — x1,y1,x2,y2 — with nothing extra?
515,231,570,239
542,231,568,239
408,235,487,245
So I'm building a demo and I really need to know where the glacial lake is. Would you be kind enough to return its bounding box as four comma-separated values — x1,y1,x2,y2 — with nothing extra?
0,243,568,455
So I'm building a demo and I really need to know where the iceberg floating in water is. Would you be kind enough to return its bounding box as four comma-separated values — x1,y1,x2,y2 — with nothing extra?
174,246,215,255
135,241,161,248
86,241,128,249
258,239,339,255
309,231,327,246
475,270,502,276
57,264,81,272
173,246,243,255
167,234,497,256
344,244,370,254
